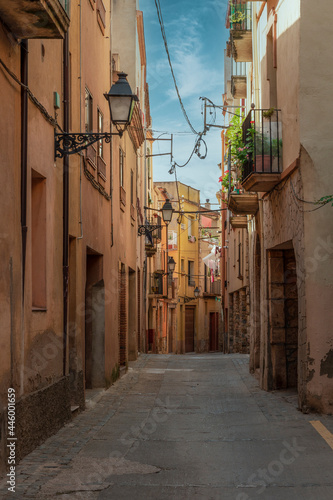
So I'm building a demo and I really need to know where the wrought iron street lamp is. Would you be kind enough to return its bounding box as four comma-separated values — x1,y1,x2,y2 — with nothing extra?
55,72,138,158
161,198,174,225
168,256,176,274
138,199,174,237
194,286,200,299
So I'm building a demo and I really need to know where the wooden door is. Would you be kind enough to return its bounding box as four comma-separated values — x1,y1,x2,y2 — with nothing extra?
185,306,195,352
209,312,219,351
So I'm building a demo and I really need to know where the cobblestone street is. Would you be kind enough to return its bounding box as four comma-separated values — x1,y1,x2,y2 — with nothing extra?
1,353,333,499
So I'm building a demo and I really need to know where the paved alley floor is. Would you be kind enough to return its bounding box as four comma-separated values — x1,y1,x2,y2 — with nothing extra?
1,353,333,499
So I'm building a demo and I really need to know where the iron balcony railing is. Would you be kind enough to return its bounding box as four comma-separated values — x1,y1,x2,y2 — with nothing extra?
227,0,252,31
241,108,283,182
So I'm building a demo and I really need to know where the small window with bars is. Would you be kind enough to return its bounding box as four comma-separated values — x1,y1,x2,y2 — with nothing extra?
85,87,93,133
188,261,195,287
119,148,125,188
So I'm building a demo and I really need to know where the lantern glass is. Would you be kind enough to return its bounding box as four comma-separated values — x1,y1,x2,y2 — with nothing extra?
108,96,132,123
104,72,138,126
168,257,176,273
162,199,173,224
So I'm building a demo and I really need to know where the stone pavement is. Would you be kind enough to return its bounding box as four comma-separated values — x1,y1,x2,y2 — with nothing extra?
1,353,333,499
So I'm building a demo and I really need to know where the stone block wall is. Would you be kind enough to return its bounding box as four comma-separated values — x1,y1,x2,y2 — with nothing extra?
229,287,250,354
13,377,71,463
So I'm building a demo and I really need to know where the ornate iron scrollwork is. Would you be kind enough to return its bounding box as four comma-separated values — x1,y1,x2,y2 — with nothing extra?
138,223,161,237
55,132,114,158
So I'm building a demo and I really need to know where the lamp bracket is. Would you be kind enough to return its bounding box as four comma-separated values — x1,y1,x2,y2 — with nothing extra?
55,131,123,159
138,223,161,237
179,296,196,303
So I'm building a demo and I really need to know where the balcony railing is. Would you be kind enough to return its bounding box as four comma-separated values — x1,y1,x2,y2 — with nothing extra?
241,108,283,192
0,0,70,39
228,1,252,31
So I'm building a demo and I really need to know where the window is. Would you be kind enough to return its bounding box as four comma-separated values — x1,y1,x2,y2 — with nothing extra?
188,216,194,237
181,259,185,273
31,171,47,309
97,108,103,158
188,261,195,287
85,87,93,133
119,148,125,188
147,152,151,190
204,264,208,292
238,241,243,278
130,169,134,205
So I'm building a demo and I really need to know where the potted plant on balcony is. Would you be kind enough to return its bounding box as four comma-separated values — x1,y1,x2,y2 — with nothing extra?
229,9,249,30
226,110,254,180
219,172,234,193
253,132,282,172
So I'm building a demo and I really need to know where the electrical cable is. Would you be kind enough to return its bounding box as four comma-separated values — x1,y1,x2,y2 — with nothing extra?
153,0,208,169
154,0,198,135
290,180,331,213
0,56,60,130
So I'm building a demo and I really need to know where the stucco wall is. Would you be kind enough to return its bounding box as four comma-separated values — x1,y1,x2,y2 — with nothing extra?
299,0,333,413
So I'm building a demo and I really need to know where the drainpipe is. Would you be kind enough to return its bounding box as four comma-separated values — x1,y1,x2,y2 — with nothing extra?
63,32,70,377
110,3,114,247
77,0,83,240
20,40,28,300
20,40,28,393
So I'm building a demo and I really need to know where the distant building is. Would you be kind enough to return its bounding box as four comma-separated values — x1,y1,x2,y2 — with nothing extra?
155,182,222,353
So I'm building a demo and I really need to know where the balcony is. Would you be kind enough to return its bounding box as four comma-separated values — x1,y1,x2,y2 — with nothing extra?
241,108,283,193
0,0,70,39
204,280,221,297
228,1,252,62
230,215,248,229
149,272,164,297
145,243,157,257
228,192,258,215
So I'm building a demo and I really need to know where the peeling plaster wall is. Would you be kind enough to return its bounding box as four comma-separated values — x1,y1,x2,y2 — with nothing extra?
299,0,333,414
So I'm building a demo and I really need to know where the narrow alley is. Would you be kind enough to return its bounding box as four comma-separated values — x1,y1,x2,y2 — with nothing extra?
2,353,332,499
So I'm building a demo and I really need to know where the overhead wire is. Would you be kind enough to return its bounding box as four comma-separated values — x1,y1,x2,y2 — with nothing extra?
154,0,198,135
153,0,208,170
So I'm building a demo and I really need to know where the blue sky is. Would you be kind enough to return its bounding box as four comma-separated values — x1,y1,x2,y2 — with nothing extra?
140,0,230,205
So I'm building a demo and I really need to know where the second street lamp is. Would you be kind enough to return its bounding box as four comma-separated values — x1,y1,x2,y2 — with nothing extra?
168,256,176,274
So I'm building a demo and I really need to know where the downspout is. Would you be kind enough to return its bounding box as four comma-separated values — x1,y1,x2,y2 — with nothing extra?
20,39,28,393
77,0,83,240
20,40,28,303
63,32,70,377
143,123,147,350
110,3,114,247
